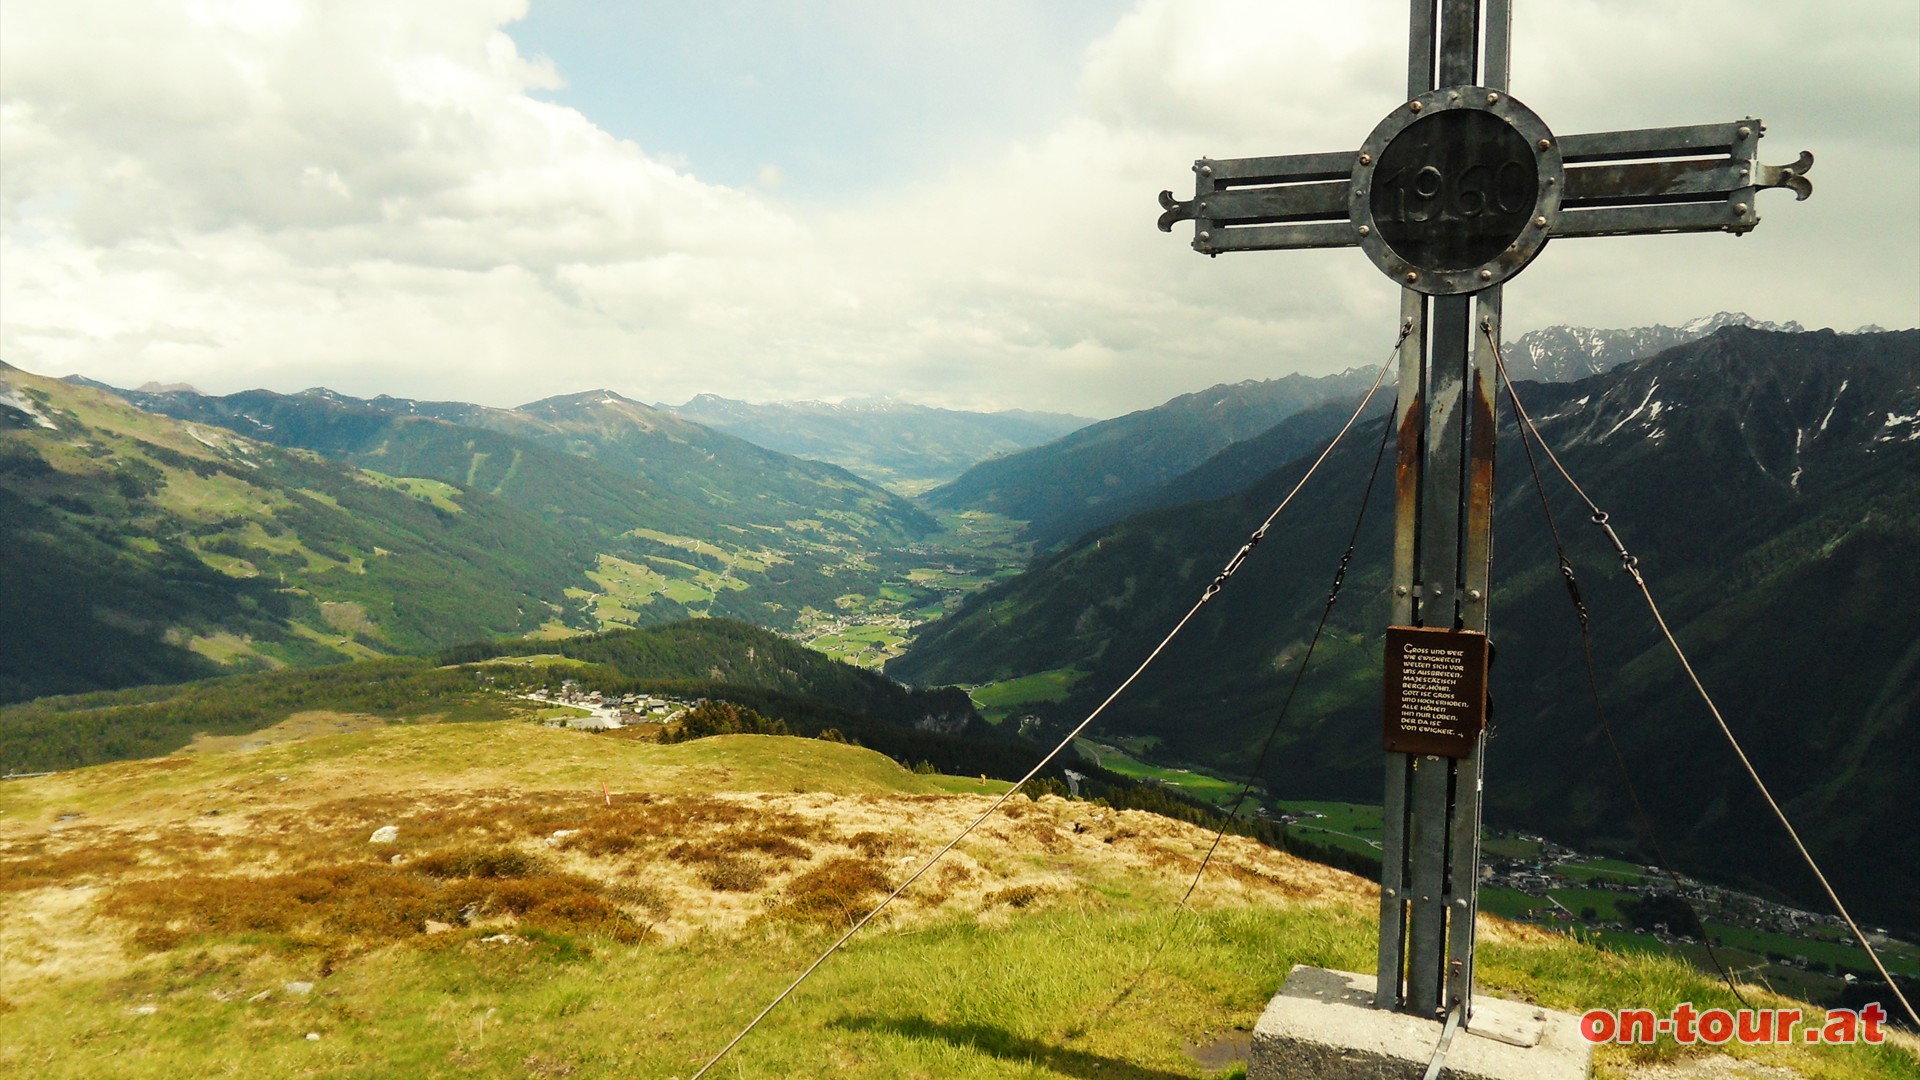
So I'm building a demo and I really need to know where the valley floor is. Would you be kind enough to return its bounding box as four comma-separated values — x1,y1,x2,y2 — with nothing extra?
0,721,1912,1079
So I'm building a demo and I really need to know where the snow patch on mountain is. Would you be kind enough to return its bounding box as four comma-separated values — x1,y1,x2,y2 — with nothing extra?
0,383,58,429
1504,312,1806,383
1600,379,1662,441
1818,379,1848,433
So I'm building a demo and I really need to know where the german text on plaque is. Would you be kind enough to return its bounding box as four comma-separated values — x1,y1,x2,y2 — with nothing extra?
1383,626,1489,758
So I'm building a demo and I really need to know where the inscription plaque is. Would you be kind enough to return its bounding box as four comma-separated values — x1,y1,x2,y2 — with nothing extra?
1370,109,1537,272
1350,88,1563,295
1383,626,1489,758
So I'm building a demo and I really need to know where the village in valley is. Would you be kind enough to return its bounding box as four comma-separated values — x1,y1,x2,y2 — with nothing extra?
517,684,694,732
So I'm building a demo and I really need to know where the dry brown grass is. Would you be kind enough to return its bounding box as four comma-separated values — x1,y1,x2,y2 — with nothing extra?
696,857,768,893
774,856,893,926
548,795,761,856
986,883,1052,909
0,832,144,892
101,854,651,956
412,845,546,880
1,727,1376,1000
603,878,672,917
843,830,895,858
176,711,386,754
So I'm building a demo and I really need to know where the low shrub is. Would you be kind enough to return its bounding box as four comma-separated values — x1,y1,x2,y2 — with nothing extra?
987,884,1051,909
774,857,891,925
697,857,767,893
0,833,143,891
104,858,651,954
413,846,544,880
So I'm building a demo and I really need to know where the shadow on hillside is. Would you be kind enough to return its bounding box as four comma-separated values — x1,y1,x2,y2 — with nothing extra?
832,1015,1195,1079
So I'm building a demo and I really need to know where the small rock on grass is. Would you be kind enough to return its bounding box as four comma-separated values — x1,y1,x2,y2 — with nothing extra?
369,825,399,844
424,919,454,935
284,982,313,997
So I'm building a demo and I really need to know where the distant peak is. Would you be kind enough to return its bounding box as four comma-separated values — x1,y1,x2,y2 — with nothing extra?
135,380,202,395
1677,312,1805,335
517,388,648,412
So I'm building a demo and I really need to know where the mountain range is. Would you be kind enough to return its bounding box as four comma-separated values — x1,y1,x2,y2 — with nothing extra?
923,369,1381,548
891,327,1920,930
1496,311,1813,382
924,312,1836,551
0,368,952,703
660,394,1089,490
5,316,1914,932
98,383,934,546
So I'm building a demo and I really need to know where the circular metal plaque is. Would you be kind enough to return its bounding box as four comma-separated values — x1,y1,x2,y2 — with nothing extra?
1352,87,1563,295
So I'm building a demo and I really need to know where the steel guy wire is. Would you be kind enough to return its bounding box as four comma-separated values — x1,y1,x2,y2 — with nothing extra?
685,323,1410,1079
1075,386,1398,1038
1485,323,1917,1028
1488,319,1748,1008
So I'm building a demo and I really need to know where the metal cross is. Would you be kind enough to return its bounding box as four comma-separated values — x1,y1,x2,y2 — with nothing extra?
1156,0,1811,1024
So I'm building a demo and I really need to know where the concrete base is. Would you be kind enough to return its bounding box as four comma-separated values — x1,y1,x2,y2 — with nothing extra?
1250,966,1592,1080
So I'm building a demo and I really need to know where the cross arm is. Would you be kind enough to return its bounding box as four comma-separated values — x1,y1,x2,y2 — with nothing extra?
1157,120,1812,255
1157,150,1362,255
1550,119,1811,239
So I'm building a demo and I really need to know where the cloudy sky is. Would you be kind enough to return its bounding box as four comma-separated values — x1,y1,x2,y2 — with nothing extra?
3,0,1915,417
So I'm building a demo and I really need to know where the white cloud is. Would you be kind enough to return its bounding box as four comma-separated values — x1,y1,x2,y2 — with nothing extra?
1,0,1913,416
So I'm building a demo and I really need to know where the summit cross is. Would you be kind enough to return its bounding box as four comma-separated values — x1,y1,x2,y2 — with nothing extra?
1156,0,1813,1025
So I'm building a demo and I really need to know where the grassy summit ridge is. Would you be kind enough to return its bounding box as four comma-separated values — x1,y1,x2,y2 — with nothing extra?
0,619,984,775
0,723,1911,1079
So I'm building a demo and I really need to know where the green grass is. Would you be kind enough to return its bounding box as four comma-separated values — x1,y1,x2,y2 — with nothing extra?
1477,886,1543,921
573,554,675,626
1546,887,1633,924
0,726,1911,1080
1270,802,1382,836
184,631,270,666
474,654,595,670
1711,925,1920,979
12,911,1907,1080
1481,835,1544,860
1076,740,1246,808
0,894,1377,1080
1558,857,1654,884
1270,801,1385,857
809,625,912,669
970,668,1085,723
358,471,463,514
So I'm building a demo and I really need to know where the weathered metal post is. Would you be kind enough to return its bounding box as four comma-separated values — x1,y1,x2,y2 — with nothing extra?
1377,0,1506,1023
